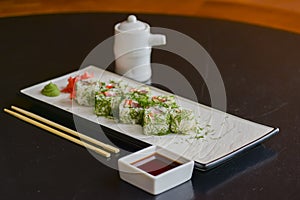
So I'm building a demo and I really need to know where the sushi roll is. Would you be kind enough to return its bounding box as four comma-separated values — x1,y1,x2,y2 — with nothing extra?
119,99,144,124
75,79,100,106
143,106,170,135
151,95,178,109
170,108,196,134
119,87,150,124
94,84,123,117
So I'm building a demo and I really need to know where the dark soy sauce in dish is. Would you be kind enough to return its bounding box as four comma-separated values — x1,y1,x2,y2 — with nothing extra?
131,153,182,176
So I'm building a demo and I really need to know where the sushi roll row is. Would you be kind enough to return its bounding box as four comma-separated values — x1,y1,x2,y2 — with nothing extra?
74,79,197,135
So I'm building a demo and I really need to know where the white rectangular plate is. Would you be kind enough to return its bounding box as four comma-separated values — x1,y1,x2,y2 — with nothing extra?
21,66,278,170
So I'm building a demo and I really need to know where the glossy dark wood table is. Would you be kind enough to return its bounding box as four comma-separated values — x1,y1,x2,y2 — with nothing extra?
0,13,299,200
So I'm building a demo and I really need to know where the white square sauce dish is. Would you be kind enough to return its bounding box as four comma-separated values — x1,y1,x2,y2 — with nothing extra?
118,145,194,195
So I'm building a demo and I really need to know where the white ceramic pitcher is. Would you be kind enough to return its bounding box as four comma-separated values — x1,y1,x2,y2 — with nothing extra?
114,15,166,82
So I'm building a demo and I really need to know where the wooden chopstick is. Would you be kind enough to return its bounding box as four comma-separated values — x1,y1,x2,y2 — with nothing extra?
4,108,111,158
11,106,119,153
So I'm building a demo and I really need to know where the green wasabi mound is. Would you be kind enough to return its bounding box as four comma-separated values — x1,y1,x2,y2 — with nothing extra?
41,82,60,97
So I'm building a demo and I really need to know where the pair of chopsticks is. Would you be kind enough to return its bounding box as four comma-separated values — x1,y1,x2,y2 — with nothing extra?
4,106,119,157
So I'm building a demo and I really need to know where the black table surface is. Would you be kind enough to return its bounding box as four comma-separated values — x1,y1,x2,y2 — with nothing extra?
1,13,299,200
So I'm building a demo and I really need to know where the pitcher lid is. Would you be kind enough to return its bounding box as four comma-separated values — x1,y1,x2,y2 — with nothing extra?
118,15,146,31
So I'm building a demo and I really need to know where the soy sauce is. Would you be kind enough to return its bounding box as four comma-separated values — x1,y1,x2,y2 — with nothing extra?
131,153,181,176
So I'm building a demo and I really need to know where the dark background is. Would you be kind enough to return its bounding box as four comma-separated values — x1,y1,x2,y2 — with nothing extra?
0,13,299,199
